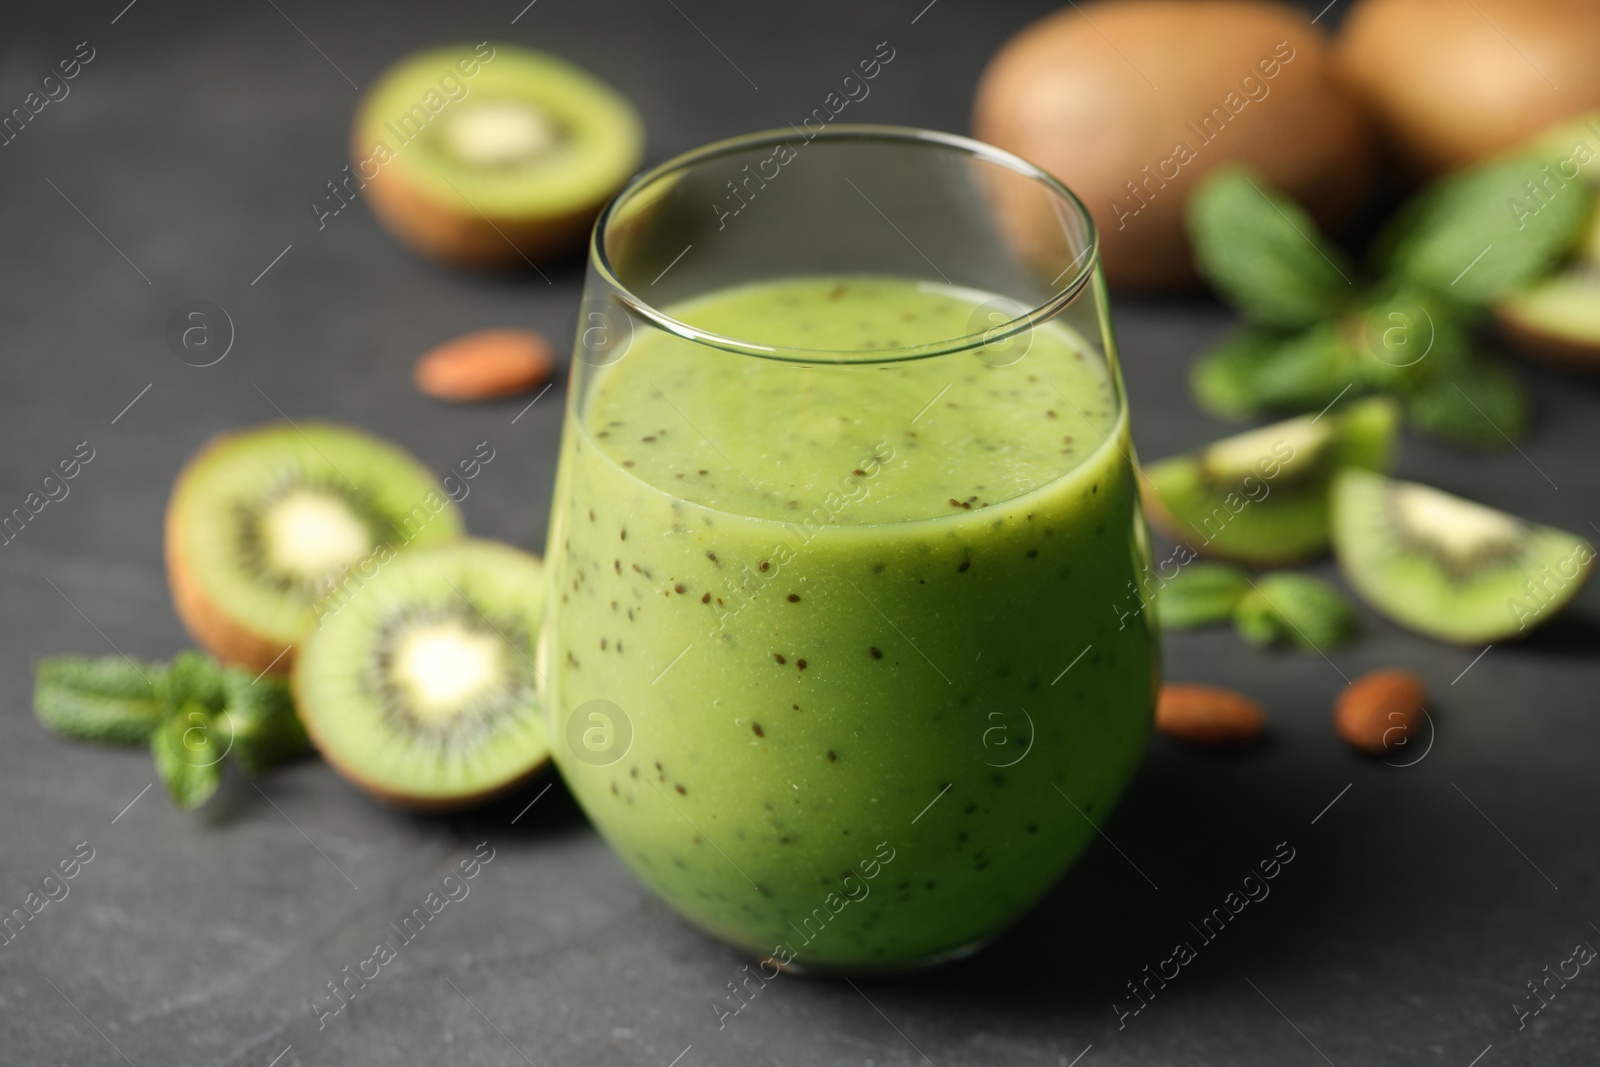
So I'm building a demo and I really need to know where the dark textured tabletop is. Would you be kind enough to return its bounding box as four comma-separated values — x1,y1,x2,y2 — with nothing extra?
3,2,1598,1065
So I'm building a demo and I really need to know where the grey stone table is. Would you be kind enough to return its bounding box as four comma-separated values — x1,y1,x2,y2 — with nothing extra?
2,2,1597,1065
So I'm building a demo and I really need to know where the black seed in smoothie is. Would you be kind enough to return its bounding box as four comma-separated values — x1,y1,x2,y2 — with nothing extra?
1026,823,1038,833
630,766,638,778
620,528,627,540
588,509,596,522
622,460,635,468
1026,548,1039,559
707,551,718,563
853,469,867,477
614,560,622,574
1092,482,1099,493
674,583,687,594
787,594,800,603
796,659,808,670
774,653,787,665
965,803,977,814
826,750,837,762
759,560,770,572
600,638,608,650
752,722,764,737
610,782,618,796
787,500,799,510
956,560,971,573
642,435,656,442
699,469,709,475
869,646,882,659
792,704,800,710
871,562,885,574
675,784,686,795
701,592,711,604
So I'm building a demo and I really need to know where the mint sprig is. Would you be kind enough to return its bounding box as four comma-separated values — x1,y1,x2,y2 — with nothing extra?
1186,152,1594,446
34,651,311,809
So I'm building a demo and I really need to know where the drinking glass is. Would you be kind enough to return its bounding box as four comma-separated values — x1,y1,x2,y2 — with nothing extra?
542,125,1157,973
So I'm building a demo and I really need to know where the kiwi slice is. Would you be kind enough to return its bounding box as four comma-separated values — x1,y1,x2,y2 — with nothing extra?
1332,469,1595,644
166,423,462,675
355,43,644,268
1497,263,1600,376
293,540,548,809
1141,396,1399,564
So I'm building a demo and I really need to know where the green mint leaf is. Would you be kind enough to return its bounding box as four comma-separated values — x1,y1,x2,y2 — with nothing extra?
1233,573,1357,651
1246,319,1362,411
1375,152,1595,304
160,650,229,716
151,704,225,810
1352,286,1476,391
222,671,311,775
1156,563,1252,630
1188,166,1356,328
1191,327,1291,419
1403,354,1531,447
34,655,166,745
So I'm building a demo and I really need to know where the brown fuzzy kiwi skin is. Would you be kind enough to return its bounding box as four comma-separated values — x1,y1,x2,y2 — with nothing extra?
288,662,550,811
165,432,299,678
353,127,608,270
973,0,1374,292
1335,0,1600,177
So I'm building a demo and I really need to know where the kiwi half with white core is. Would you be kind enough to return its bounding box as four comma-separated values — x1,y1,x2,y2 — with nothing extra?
294,540,549,809
1332,469,1595,644
167,423,463,675
356,43,644,268
1141,396,1399,564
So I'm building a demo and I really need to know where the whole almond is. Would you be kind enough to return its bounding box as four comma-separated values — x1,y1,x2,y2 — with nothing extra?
1156,683,1265,747
415,328,554,402
1335,669,1427,754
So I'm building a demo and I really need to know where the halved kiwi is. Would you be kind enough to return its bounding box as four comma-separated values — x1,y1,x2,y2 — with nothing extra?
355,43,644,268
1141,396,1399,564
293,540,548,809
1332,469,1595,644
166,423,462,675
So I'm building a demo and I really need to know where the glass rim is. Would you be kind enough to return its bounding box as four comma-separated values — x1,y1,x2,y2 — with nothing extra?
588,124,1101,365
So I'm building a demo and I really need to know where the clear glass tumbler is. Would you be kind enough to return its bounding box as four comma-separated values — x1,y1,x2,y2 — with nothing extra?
542,125,1157,973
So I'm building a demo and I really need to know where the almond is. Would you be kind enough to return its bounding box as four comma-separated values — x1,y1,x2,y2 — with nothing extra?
414,328,554,402
1335,668,1427,754
1156,683,1265,748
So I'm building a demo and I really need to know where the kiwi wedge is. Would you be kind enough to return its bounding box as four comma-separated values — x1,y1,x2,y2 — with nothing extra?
355,43,644,268
1141,396,1399,564
293,540,548,809
1497,208,1600,375
166,423,462,675
1332,469,1595,644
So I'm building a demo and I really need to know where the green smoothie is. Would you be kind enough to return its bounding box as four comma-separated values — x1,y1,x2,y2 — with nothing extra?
544,275,1156,970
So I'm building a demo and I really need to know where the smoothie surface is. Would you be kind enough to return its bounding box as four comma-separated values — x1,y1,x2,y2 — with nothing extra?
584,276,1121,522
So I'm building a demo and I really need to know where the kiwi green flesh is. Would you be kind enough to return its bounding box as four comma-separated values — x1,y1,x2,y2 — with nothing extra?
1332,469,1595,644
294,541,548,805
1142,396,1399,564
1498,268,1600,366
172,424,462,646
357,43,644,217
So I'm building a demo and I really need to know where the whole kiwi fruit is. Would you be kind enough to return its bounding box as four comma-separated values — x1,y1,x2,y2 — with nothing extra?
973,0,1374,292
1335,0,1600,177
